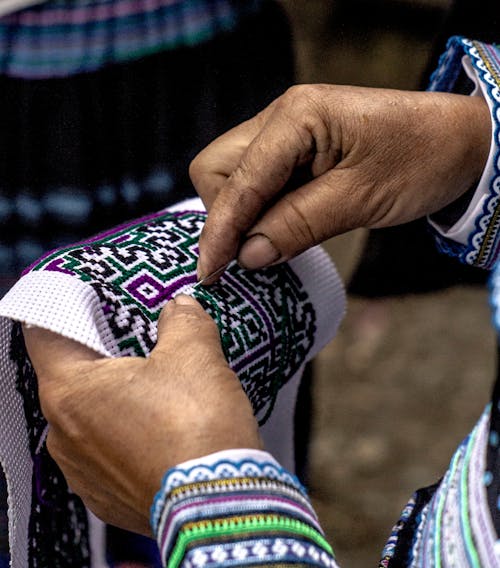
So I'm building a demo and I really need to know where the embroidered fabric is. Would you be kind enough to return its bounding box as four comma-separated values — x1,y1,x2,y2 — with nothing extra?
153,451,337,568
0,0,263,78
428,37,500,269
150,451,307,534
0,197,345,565
152,404,500,568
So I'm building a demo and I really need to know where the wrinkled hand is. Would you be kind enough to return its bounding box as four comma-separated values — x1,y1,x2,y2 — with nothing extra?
190,84,490,281
23,295,262,536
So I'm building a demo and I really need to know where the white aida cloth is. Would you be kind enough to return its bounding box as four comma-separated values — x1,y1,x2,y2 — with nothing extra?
0,197,345,566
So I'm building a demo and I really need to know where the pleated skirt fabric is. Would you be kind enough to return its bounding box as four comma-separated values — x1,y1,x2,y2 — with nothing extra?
0,0,294,564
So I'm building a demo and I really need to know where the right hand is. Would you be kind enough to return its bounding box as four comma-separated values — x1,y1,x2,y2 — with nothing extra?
190,84,490,282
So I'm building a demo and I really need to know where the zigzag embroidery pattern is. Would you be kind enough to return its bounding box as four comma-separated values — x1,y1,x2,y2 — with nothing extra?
30,210,316,422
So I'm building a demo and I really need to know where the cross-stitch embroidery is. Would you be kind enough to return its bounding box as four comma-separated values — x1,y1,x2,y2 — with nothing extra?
28,210,317,421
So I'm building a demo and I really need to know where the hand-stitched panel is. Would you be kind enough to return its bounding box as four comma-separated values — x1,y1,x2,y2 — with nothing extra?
10,207,317,566
28,209,317,423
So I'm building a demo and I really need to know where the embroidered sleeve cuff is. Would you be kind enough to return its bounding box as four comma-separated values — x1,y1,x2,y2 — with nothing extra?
427,37,500,269
151,449,338,567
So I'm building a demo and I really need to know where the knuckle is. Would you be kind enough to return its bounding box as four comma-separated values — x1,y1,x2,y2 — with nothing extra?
188,155,203,185
222,172,267,229
282,84,310,103
38,384,62,423
45,431,55,454
41,387,85,443
281,84,322,113
45,431,62,461
171,305,207,330
276,87,328,160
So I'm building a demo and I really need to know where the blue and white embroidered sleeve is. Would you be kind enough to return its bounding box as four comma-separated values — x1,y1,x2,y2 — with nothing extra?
427,37,500,269
151,449,339,568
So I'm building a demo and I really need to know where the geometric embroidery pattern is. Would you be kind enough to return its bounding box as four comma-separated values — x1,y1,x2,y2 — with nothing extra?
183,538,337,568
27,209,316,423
10,322,90,568
13,206,317,565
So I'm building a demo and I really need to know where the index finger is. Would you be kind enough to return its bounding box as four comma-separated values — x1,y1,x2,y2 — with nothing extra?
196,92,318,281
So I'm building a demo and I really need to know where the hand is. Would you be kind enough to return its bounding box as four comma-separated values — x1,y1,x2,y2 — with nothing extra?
190,84,490,281
23,295,262,536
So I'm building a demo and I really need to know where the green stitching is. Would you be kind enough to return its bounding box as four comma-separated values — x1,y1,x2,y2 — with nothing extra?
168,515,333,568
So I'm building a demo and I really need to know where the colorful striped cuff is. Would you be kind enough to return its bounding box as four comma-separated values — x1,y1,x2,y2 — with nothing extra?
151,451,338,567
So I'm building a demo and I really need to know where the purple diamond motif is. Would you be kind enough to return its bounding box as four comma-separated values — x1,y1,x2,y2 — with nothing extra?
126,273,195,308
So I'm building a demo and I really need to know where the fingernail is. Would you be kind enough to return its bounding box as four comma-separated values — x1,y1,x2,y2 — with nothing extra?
175,294,197,306
238,234,281,270
162,299,176,315
196,259,204,282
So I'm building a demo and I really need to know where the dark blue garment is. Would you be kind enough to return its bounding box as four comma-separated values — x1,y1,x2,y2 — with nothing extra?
107,526,161,567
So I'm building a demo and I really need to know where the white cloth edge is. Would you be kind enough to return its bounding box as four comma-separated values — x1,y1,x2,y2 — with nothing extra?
290,247,346,358
171,448,280,472
0,271,113,358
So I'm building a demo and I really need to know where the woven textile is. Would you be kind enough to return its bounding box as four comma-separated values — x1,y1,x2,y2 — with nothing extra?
152,450,339,568
0,0,263,78
0,197,345,566
377,405,500,567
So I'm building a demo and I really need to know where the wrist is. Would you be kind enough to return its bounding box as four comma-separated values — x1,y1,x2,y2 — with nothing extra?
458,94,491,188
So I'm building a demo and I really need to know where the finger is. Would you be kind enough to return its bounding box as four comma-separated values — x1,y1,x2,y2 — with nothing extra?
237,166,372,268
152,295,226,362
189,117,263,211
197,92,322,280
23,325,101,381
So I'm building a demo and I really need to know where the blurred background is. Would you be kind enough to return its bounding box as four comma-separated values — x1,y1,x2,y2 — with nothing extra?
278,1,496,566
0,0,496,566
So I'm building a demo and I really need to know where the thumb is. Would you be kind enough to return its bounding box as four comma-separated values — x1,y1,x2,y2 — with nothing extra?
237,167,364,268
152,295,227,363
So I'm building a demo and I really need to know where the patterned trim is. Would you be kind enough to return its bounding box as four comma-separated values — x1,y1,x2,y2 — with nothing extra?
428,37,500,270
0,0,263,78
404,407,500,567
169,514,332,566
151,458,307,533
152,456,337,568
182,537,335,568
378,495,416,567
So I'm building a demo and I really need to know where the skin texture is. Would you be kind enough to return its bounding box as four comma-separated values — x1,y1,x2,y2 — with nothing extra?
23,295,262,536
189,84,491,282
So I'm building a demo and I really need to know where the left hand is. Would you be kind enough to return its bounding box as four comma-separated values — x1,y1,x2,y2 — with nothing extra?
23,295,262,536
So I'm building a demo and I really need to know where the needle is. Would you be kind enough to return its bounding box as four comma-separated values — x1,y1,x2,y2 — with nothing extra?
192,262,231,289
